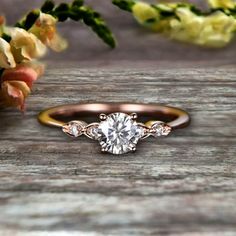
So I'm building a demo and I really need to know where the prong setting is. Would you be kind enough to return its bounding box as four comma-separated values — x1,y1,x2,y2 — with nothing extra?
99,113,107,121
130,144,137,152
101,147,108,153
130,113,138,120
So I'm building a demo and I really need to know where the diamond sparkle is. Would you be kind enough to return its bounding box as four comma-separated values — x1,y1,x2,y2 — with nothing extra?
62,121,85,137
97,112,143,155
151,122,172,137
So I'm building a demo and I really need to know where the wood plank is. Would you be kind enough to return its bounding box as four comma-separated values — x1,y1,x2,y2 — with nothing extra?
0,63,236,235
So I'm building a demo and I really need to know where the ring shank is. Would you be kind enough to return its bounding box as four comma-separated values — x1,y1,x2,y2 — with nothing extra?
38,103,190,129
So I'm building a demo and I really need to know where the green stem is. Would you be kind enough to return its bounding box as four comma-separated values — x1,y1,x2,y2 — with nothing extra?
46,0,116,48
14,0,116,48
112,0,135,12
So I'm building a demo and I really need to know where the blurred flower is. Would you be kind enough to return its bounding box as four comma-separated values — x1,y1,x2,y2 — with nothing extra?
208,0,236,9
132,2,182,32
0,80,30,111
29,12,68,52
0,38,16,68
201,11,236,47
0,16,5,35
130,1,236,47
132,2,159,25
170,8,236,47
1,62,44,88
0,62,44,111
8,27,47,63
0,16,4,25
20,61,45,77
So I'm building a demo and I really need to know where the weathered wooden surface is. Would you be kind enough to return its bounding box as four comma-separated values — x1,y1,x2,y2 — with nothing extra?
1,0,236,235
0,63,236,235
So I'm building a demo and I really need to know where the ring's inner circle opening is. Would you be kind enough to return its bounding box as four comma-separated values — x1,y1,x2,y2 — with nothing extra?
38,103,190,129
51,111,178,123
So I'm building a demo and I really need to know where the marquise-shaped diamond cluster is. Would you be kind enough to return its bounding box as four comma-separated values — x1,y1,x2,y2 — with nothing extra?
150,122,172,137
62,121,85,137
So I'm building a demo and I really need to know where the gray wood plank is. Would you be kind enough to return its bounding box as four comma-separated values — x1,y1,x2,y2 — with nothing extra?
0,62,236,235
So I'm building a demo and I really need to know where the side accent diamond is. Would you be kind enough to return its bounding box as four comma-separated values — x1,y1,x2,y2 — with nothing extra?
62,121,86,137
150,122,172,137
84,123,100,140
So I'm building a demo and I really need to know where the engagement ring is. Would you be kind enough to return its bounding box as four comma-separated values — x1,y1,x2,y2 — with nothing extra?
38,103,190,155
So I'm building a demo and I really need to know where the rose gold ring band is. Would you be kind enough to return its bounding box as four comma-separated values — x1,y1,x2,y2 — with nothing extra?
38,103,190,154
38,103,190,129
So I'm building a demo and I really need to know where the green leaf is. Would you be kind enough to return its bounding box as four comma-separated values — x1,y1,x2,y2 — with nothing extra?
55,3,70,12
69,7,83,21
15,22,24,28
112,0,135,12
24,10,40,30
14,0,116,48
14,10,40,30
1,33,11,43
78,6,116,48
93,24,116,48
54,11,69,22
41,0,55,13
72,0,84,8
54,3,70,21
0,68,4,78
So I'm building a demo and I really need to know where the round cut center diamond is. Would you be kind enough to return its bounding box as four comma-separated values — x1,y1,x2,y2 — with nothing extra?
97,113,143,154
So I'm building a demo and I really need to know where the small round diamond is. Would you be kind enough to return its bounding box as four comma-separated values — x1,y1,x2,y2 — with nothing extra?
97,113,143,154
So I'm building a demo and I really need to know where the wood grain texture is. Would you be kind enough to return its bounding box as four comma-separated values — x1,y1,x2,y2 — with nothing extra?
0,0,236,235
0,62,236,235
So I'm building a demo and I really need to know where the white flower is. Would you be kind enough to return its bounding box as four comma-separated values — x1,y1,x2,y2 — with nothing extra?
8,27,47,62
29,12,68,52
0,38,16,68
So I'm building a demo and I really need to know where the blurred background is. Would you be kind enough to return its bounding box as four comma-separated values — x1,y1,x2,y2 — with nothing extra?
1,0,236,64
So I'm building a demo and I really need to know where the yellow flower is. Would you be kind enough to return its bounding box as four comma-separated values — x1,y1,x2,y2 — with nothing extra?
208,0,236,9
199,11,236,47
29,12,68,52
169,7,236,47
132,2,159,25
8,27,47,63
130,2,236,47
169,8,204,42
0,38,16,68
132,3,178,32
